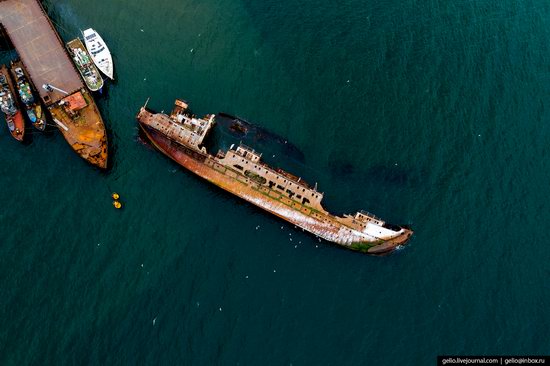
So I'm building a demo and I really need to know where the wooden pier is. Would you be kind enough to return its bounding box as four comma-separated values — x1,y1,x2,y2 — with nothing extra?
0,0,108,168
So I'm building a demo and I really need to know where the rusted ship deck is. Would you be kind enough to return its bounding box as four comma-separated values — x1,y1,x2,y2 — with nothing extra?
137,100,413,254
0,0,108,168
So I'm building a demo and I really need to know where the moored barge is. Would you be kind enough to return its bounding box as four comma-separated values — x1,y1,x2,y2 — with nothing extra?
136,99,413,254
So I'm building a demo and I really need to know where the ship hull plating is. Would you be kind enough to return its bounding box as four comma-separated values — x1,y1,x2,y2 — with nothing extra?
137,107,412,255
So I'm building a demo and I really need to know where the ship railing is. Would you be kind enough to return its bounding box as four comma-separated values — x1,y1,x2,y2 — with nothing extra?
359,210,383,222
237,142,258,154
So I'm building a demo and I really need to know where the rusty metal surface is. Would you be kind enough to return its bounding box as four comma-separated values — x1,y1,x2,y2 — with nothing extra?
0,0,83,105
138,107,413,254
50,90,107,168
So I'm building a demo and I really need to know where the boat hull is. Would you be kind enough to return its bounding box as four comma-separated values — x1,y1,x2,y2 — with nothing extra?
0,65,25,142
10,60,46,131
31,104,46,131
67,38,104,92
138,117,412,254
50,89,108,169
83,29,113,80
7,111,25,141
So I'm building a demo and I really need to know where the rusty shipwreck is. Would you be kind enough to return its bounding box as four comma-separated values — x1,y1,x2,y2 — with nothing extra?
137,99,413,254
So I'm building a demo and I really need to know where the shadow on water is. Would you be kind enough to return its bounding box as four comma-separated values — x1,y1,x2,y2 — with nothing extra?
0,24,14,51
94,81,111,100
140,111,310,175
328,158,416,187
203,114,423,219
205,113,305,162
322,156,426,218
204,113,324,186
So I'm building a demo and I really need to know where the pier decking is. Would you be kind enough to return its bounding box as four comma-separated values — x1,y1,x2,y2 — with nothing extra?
0,0,108,168
0,0,83,106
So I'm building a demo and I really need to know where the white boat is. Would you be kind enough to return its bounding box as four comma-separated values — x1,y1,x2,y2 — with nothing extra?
82,28,114,80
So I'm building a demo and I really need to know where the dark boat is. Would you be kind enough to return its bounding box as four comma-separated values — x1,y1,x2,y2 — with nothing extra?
0,65,24,141
10,60,46,131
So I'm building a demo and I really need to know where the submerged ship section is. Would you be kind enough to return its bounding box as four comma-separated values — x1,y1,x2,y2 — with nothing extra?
137,99,412,254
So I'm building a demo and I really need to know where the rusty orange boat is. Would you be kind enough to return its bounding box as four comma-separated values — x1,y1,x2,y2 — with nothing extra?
49,90,108,169
137,99,413,254
0,65,25,141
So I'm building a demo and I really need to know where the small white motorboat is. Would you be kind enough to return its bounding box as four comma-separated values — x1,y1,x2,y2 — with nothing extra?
82,28,114,80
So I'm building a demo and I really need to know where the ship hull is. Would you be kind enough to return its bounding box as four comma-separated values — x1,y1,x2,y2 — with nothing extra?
30,104,46,131
0,65,25,142
138,120,412,254
8,111,24,141
67,38,104,92
83,29,113,80
50,89,108,169
10,60,46,131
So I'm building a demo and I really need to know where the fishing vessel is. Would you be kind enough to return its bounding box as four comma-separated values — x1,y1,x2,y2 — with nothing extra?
67,38,104,92
137,99,413,254
0,65,25,141
10,60,46,131
82,28,113,80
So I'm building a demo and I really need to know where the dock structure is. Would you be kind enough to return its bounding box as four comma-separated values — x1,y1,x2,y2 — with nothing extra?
0,0,108,168
0,0,83,105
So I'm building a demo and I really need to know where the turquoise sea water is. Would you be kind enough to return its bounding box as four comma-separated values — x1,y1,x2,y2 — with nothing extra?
1,0,549,364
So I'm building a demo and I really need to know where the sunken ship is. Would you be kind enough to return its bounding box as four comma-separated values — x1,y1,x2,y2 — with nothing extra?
137,99,413,254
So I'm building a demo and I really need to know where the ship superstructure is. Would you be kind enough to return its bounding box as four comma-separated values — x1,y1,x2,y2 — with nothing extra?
137,99,413,254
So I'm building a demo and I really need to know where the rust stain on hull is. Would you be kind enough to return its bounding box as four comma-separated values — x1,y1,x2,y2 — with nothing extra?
50,90,107,169
137,101,413,254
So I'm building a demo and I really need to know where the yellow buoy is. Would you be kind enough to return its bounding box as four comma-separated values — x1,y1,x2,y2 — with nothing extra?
113,200,122,209
112,192,120,200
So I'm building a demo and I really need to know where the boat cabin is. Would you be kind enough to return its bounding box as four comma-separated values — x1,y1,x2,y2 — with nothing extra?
234,145,261,163
355,211,384,226
219,143,325,210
